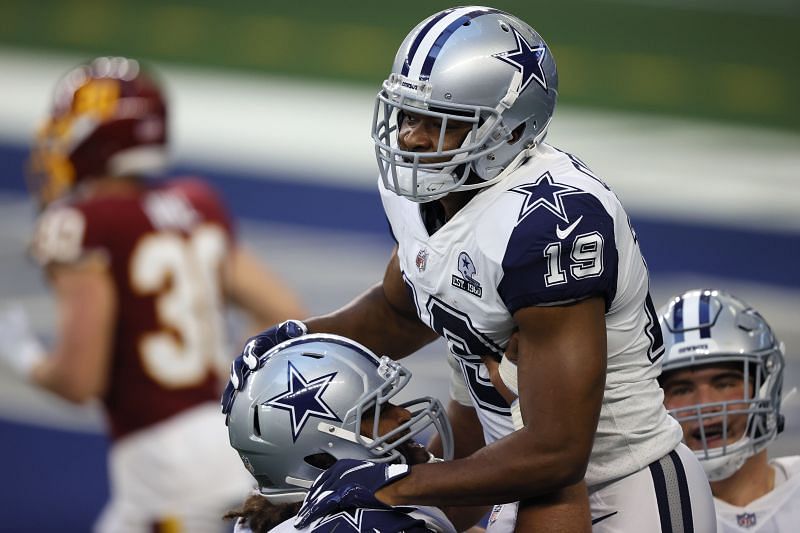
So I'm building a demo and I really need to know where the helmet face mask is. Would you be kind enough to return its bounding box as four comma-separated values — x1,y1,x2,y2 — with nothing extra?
658,289,785,481
28,56,168,207
372,6,558,202
227,334,453,504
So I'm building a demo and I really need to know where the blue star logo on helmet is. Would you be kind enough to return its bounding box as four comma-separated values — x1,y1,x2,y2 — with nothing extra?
264,362,341,441
493,25,548,92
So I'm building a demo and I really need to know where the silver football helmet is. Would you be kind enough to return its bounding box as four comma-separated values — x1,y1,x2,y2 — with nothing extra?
372,6,558,202
227,333,453,503
658,289,785,481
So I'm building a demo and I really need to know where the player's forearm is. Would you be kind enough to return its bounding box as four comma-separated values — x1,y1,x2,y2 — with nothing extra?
305,283,437,358
226,245,307,329
514,480,591,533
441,504,492,532
31,354,101,403
379,426,588,507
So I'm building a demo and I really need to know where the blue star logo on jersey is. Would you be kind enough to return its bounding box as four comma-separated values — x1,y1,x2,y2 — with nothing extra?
510,172,583,224
493,25,548,92
264,362,340,441
314,508,365,531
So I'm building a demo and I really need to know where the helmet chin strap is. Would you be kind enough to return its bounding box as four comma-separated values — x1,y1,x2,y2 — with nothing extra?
456,146,531,192
402,115,550,201
456,120,550,192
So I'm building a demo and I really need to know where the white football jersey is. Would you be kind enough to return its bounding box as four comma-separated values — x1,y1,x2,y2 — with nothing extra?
714,456,800,532
381,143,682,486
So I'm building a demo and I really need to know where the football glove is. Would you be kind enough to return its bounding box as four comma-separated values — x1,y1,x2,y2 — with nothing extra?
294,458,412,529
221,319,307,417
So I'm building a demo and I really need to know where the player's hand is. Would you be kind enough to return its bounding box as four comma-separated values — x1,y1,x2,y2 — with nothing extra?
221,319,307,416
294,459,412,529
0,306,45,378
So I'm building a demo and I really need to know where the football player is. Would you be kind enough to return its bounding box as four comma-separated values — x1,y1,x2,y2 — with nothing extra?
224,332,473,532
0,56,306,532
659,289,799,532
224,6,716,531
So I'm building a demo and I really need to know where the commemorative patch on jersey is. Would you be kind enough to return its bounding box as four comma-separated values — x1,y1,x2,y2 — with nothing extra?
736,512,757,528
451,251,482,297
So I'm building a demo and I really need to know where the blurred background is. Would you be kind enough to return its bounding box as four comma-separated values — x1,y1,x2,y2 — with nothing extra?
0,0,798,530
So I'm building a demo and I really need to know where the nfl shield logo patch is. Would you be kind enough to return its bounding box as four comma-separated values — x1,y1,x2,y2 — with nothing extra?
736,512,756,528
416,249,428,272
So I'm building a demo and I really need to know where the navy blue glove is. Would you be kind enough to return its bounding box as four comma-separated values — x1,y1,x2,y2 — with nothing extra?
221,320,307,417
294,459,412,529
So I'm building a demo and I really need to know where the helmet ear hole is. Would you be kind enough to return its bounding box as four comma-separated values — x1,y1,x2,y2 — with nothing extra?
253,405,262,437
510,123,526,143
304,452,337,470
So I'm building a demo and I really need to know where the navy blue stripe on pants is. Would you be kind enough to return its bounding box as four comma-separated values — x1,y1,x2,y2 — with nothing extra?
649,450,695,532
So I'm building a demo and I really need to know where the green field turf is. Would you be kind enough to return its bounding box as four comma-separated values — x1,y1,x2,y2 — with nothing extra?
1,0,797,130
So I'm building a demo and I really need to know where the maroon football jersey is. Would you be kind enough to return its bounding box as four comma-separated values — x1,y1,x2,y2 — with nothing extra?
31,178,235,440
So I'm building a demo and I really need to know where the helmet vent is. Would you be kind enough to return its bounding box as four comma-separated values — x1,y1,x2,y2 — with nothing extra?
302,351,324,359
253,405,262,436
305,452,337,470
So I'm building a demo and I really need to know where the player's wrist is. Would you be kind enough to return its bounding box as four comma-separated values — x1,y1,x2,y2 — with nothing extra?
510,398,524,430
498,356,518,395
375,464,415,507
375,479,402,506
